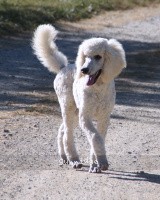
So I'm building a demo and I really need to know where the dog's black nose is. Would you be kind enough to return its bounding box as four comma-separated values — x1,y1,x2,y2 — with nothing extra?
81,68,89,74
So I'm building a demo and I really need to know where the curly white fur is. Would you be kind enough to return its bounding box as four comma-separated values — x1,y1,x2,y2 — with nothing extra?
32,24,68,73
32,24,126,173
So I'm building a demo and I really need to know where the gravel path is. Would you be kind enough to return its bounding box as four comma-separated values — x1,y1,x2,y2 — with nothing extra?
102,16,160,42
0,7,160,200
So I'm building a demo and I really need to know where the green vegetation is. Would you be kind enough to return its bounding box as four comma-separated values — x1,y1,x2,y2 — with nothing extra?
0,0,160,35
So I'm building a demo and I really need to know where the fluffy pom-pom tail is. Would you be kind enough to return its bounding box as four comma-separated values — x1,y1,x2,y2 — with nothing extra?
32,24,68,73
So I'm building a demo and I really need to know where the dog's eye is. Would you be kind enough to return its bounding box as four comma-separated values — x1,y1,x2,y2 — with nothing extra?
94,55,102,60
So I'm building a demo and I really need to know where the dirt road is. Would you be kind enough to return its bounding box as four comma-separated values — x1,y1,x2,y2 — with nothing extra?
0,5,160,200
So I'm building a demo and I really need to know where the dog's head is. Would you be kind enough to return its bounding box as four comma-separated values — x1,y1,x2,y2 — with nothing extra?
75,38,126,85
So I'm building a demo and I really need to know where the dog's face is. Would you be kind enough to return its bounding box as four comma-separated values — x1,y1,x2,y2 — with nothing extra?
76,38,126,85
80,54,104,86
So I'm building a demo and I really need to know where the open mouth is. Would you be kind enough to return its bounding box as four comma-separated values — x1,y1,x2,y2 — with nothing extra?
87,69,102,86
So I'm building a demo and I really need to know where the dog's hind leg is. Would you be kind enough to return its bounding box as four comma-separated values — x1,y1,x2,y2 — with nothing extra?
54,68,82,168
57,123,68,164
89,147,97,170
62,106,82,169
57,94,82,168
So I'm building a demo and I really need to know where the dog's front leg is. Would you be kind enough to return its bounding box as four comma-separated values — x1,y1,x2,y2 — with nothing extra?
79,113,108,173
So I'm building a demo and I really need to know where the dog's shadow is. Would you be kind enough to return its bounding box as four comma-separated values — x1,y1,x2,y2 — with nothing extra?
77,166,160,184
107,170,160,184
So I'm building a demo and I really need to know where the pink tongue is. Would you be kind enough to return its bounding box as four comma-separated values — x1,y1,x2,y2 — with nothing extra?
87,69,102,86
87,74,97,86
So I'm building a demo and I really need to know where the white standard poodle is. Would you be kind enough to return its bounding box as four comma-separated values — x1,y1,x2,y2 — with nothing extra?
32,24,126,173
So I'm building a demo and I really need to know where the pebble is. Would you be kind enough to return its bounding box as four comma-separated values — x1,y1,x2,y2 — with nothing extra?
4,129,10,133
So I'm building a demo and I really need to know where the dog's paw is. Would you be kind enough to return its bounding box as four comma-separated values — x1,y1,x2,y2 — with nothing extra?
89,161,109,173
70,161,83,169
89,166,101,173
97,155,109,171
99,163,109,171
59,155,69,166
59,159,69,166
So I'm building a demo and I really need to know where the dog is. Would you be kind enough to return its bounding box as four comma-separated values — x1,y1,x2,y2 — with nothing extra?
32,24,126,173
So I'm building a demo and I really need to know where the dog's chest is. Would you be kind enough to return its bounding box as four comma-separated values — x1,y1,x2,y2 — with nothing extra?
86,89,115,116
73,80,115,117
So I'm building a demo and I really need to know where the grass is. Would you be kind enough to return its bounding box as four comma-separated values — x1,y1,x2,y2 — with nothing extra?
0,0,160,36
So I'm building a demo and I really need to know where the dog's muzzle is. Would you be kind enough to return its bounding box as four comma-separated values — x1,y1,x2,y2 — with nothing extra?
81,67,102,86
87,69,102,86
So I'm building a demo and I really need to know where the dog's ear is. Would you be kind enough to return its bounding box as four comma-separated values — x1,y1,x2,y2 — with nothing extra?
101,39,126,83
75,45,85,80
